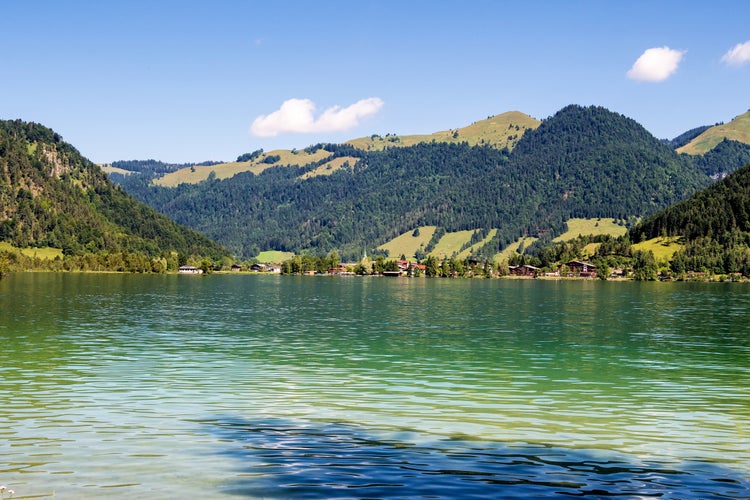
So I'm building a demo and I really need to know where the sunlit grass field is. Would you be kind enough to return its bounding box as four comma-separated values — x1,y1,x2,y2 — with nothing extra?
632,236,683,262
255,250,294,263
155,149,332,187
377,226,436,260
347,111,540,151
0,241,63,259
553,218,627,242
677,110,750,155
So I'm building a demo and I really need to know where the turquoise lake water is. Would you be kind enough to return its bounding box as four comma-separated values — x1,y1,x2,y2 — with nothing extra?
1,273,749,498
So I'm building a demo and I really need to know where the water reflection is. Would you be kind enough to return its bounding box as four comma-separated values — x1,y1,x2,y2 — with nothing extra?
203,416,750,499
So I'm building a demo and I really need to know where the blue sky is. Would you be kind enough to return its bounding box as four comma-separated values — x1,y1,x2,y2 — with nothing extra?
1,1,749,164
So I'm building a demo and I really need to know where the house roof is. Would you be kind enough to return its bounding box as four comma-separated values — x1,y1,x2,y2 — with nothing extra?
566,260,596,268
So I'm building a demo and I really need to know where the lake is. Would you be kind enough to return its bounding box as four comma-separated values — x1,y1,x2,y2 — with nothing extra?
1,273,749,498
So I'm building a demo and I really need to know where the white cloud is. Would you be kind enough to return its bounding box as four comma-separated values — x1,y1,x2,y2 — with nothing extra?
250,97,384,137
722,40,750,66
627,46,685,82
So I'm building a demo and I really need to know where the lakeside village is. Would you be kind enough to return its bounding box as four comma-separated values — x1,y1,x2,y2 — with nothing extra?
179,258,600,278
179,253,731,281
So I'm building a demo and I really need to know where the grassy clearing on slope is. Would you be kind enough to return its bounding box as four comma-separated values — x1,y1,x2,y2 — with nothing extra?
632,237,683,262
154,149,332,187
430,230,475,259
347,111,540,152
299,156,359,180
0,241,63,259
255,250,294,263
378,226,436,260
678,110,750,155
493,236,538,263
100,165,133,175
553,218,627,242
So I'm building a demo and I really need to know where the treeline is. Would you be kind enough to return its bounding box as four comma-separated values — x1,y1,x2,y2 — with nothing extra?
112,105,750,261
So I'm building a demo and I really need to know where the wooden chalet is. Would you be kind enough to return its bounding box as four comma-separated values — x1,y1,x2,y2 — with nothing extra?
509,264,541,277
566,260,597,277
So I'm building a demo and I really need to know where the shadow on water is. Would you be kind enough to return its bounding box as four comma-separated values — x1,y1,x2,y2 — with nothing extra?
198,417,749,499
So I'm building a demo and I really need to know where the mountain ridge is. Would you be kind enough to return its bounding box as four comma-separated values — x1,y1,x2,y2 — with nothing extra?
109,104,750,260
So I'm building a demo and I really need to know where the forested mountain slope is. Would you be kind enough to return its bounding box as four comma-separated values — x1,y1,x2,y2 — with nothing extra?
0,120,228,260
633,162,750,241
504,105,710,231
630,162,750,275
109,105,750,260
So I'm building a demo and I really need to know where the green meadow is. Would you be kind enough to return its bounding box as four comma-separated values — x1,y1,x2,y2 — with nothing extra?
0,241,64,259
377,226,436,260
632,236,684,262
255,250,294,263
553,218,627,242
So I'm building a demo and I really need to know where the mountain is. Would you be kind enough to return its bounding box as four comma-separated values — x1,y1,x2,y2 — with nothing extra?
103,112,541,188
506,105,709,228
630,161,750,275
677,110,750,155
109,105,750,261
0,119,228,262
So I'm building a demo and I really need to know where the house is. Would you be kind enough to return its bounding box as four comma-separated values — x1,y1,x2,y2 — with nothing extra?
251,263,267,272
509,264,540,277
178,265,203,274
395,260,425,275
566,260,597,277
328,264,349,275
231,264,243,272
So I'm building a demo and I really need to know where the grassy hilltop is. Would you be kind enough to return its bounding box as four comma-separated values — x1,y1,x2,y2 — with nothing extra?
346,111,540,152
678,110,750,155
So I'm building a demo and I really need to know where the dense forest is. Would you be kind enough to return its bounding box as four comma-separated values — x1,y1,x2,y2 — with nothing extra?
111,105,750,261
0,120,229,272
630,162,750,276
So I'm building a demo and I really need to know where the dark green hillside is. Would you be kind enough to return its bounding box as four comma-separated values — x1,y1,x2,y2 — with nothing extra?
631,163,750,275
120,142,516,259
633,162,750,241
112,106,750,260
690,139,750,177
0,120,228,263
510,105,708,218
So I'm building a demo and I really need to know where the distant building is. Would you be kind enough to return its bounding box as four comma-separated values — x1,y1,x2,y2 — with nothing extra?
178,265,203,274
